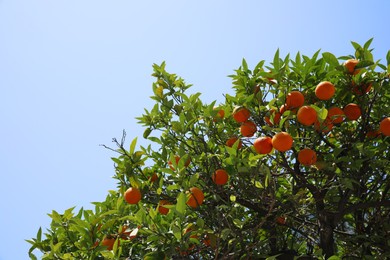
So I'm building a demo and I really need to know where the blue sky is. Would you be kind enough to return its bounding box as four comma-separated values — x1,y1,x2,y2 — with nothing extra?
0,1,389,259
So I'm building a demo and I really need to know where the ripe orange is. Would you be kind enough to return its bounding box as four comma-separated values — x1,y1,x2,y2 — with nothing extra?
366,130,381,139
279,103,298,115
328,107,345,124
344,59,359,74
379,117,390,136
102,236,117,250
203,235,211,247
213,107,225,121
186,187,205,208
240,120,257,137
314,118,333,133
264,109,281,126
315,81,335,100
279,104,288,115
212,169,229,185
276,216,286,225
233,106,250,123
343,103,361,120
298,148,317,165
352,82,372,95
169,155,191,170
253,136,273,154
183,226,198,252
148,173,158,183
253,85,261,95
297,106,317,126
225,137,243,149
286,91,304,109
158,200,172,215
124,187,141,204
272,132,293,152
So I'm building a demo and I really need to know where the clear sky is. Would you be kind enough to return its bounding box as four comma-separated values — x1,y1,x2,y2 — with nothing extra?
0,1,389,259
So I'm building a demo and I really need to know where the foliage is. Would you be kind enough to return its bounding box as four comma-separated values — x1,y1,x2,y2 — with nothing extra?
28,39,390,259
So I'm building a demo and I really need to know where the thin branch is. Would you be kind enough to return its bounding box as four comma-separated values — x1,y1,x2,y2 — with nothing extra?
337,200,390,219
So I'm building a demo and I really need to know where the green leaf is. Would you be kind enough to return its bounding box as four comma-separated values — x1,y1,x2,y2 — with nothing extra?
52,242,63,252
242,58,248,71
317,107,328,121
196,218,205,228
386,50,390,66
322,52,339,67
189,173,199,186
273,49,280,70
172,225,181,240
63,206,75,220
37,227,42,242
48,210,62,224
135,206,147,223
28,251,38,260
255,181,264,189
171,121,182,133
167,184,180,191
351,41,362,51
111,157,122,165
363,38,374,50
176,192,186,214
130,137,138,154
143,128,152,139
144,251,166,260
355,60,374,69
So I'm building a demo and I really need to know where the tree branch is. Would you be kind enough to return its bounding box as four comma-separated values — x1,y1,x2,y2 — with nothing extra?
337,200,390,219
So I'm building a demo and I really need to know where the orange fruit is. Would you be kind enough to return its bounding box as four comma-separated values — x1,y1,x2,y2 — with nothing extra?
344,59,359,74
314,118,333,133
343,103,361,120
272,132,293,152
253,136,273,154
92,240,99,248
124,187,141,204
148,173,158,183
264,109,281,126
158,200,172,215
213,107,225,121
366,130,381,139
169,155,191,170
120,225,137,240
102,236,117,250
279,103,297,115
279,104,288,115
379,117,390,136
352,82,372,95
276,216,286,225
328,107,345,124
286,91,304,109
297,148,317,165
297,106,317,126
240,120,257,137
315,81,335,100
212,169,229,185
183,226,198,252
253,85,261,95
226,137,243,149
186,187,205,208
233,106,250,123
203,235,211,247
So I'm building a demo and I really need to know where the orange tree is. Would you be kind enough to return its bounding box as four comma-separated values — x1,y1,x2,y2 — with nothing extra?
28,39,390,259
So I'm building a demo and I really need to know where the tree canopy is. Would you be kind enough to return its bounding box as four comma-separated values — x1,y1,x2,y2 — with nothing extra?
28,39,390,259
